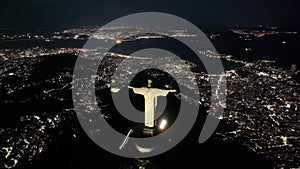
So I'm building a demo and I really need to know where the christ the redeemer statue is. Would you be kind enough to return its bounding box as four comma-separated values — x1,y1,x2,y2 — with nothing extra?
128,79,176,128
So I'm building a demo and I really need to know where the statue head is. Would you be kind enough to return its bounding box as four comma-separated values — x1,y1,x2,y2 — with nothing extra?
147,79,153,88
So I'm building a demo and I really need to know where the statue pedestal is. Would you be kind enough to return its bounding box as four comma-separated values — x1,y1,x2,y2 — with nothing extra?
142,127,157,136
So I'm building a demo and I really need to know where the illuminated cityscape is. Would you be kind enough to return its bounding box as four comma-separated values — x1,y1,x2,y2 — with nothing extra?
0,0,299,168
0,25,299,168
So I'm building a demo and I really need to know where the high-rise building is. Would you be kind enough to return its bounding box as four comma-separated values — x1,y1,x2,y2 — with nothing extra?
290,64,297,72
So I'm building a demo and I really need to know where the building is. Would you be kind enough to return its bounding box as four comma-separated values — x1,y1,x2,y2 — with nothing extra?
290,64,297,72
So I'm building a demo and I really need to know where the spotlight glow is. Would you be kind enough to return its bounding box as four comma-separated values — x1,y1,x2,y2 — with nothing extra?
159,119,167,130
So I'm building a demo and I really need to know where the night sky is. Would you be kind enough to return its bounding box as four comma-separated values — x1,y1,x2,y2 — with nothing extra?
0,0,299,29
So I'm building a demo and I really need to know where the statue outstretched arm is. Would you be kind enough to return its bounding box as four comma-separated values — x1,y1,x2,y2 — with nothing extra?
128,86,147,95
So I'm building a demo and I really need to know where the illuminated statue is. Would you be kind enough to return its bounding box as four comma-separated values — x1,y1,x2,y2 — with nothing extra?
128,79,176,128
